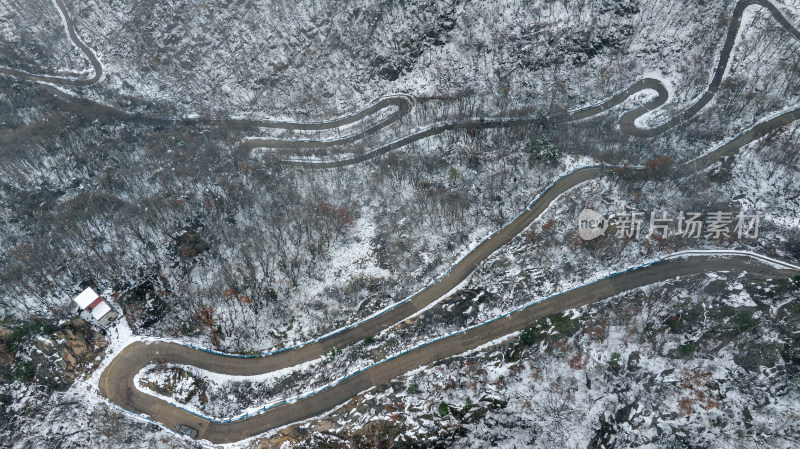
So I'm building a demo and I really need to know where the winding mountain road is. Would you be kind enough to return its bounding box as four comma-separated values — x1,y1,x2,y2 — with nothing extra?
0,0,101,85
4,0,797,171
3,0,799,444
102,255,798,444
247,0,800,168
94,0,800,444
100,129,800,445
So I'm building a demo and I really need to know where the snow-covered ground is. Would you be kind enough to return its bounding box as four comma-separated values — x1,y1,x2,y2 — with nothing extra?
2,0,800,447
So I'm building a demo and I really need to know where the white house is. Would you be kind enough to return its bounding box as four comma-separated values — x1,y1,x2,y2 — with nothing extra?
73,287,118,326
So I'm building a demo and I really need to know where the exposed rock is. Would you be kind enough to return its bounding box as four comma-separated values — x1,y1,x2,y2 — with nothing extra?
34,338,55,354
350,420,406,448
58,350,77,372
58,328,90,357
479,395,508,410
252,424,306,449
92,332,108,349
369,348,385,361
5,318,111,390
70,318,88,329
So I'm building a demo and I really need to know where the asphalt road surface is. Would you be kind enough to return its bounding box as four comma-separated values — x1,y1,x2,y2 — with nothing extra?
3,0,799,444
0,0,101,85
101,256,798,444
4,1,798,171
249,0,800,168
94,0,800,442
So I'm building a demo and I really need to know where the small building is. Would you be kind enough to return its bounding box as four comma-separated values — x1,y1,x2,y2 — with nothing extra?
73,287,119,326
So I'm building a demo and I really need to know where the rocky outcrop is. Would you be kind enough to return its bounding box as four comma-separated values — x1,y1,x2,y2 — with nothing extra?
55,322,101,368
55,319,107,378
22,318,108,389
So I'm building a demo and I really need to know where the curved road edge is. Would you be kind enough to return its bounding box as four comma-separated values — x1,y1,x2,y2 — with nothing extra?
0,0,102,86
100,252,799,444
262,0,800,168
100,113,800,440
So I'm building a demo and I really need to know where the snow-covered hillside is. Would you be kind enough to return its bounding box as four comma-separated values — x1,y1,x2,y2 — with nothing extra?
0,0,799,447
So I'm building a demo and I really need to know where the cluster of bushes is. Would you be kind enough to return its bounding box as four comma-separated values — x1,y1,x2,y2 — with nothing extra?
529,137,561,164
1,319,59,384
518,312,579,348
6,320,57,353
